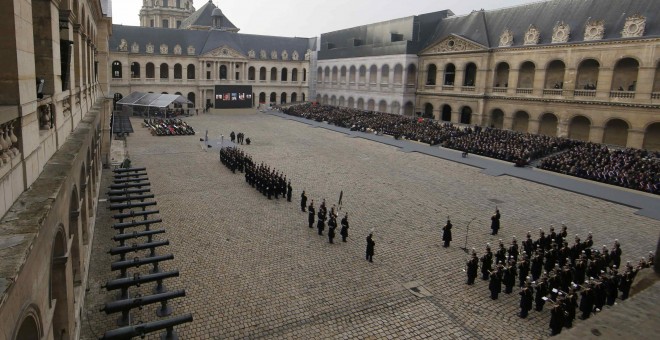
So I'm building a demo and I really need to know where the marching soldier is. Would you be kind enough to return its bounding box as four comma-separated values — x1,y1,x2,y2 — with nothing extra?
611,239,622,269
522,232,534,257
579,281,595,320
287,181,293,202
503,257,517,294
466,249,479,285
489,263,503,300
564,287,578,328
328,207,338,244
508,237,519,262
531,250,544,281
549,297,565,336
317,203,326,236
490,209,501,235
518,254,530,287
496,240,507,266
535,275,549,312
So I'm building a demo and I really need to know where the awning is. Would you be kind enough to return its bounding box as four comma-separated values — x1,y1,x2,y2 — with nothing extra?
116,92,192,108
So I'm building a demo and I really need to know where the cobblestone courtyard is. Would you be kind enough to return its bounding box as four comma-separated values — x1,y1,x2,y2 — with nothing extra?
82,111,659,339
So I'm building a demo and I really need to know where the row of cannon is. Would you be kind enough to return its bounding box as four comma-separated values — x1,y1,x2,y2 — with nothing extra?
100,166,193,339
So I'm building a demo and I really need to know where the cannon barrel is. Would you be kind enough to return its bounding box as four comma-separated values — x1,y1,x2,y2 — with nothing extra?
113,229,165,243
109,201,156,211
109,182,151,190
104,270,179,291
113,177,149,184
100,290,185,314
113,171,148,179
112,209,159,220
113,167,147,173
109,240,169,256
107,188,151,196
100,313,193,340
108,194,155,203
112,219,162,231
111,254,173,272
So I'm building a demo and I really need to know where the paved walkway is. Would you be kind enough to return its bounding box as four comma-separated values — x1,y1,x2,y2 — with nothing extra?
267,110,660,220
81,111,660,339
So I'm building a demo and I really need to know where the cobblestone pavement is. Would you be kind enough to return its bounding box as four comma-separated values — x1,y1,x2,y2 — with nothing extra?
82,111,660,340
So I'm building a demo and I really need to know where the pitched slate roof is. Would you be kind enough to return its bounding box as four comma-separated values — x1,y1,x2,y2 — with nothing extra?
180,0,239,31
428,0,660,49
318,10,454,60
109,25,316,60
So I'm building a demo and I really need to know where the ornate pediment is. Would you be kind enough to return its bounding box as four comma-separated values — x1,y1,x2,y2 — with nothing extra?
524,25,540,45
552,22,570,43
621,14,645,38
202,46,247,59
499,29,513,47
421,35,486,55
584,20,605,41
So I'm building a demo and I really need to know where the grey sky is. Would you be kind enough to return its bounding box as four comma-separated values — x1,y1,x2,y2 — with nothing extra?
111,0,544,37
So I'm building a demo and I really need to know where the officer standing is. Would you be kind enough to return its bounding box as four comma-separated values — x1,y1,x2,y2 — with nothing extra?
519,277,534,318
490,209,501,235
287,181,293,202
340,213,349,242
442,219,452,248
301,191,307,212
366,233,375,262
307,201,315,229
466,249,479,285
481,244,493,280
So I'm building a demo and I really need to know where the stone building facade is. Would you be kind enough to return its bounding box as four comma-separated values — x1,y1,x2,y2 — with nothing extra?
0,0,112,339
139,0,195,29
315,0,660,151
110,1,316,109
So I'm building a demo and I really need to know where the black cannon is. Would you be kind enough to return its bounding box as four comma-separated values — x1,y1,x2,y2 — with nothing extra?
113,177,149,184
113,229,166,246
109,201,156,212
109,240,169,260
113,167,147,174
99,313,193,340
112,209,159,222
113,171,148,179
112,218,162,233
109,182,151,190
100,290,186,326
108,194,155,203
107,188,151,196
111,254,174,278
104,270,179,299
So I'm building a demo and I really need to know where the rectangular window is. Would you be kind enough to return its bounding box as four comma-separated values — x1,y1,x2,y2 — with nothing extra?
206,71,211,80
176,21,182,28
162,19,169,28
163,0,169,7
150,19,154,27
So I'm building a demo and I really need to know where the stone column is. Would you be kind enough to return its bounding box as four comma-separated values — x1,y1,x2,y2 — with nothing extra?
596,67,613,99
626,129,645,149
451,110,460,124
589,125,604,144
527,119,540,134
508,68,519,95
635,66,655,103
454,68,465,87
503,115,514,130
533,68,546,96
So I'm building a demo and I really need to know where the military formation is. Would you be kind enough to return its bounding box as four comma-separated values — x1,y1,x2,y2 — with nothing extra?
465,224,655,336
219,146,293,201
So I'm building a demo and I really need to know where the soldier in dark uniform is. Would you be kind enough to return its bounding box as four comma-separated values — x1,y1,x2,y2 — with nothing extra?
519,277,534,318
518,254,531,287
611,240,622,269
522,232,534,257
508,237,519,262
317,204,326,236
565,287,578,328
535,275,549,312
466,249,479,285
287,181,293,202
496,241,507,266
559,224,568,244
549,225,558,244
307,201,315,228
490,209,501,235
531,250,544,281
579,281,594,319
481,244,493,280
489,264,503,299
340,213,349,242
300,191,307,212
503,257,517,294
442,219,452,247
605,268,619,306
230,131,236,143
549,298,565,336
328,206,338,243
366,233,375,262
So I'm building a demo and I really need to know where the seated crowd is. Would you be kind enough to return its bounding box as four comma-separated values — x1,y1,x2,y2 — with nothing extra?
539,143,660,194
280,103,659,195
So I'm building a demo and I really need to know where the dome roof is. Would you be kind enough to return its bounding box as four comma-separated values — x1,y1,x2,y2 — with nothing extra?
212,8,224,17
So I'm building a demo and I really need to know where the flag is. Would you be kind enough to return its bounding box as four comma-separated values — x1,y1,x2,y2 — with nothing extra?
338,190,343,206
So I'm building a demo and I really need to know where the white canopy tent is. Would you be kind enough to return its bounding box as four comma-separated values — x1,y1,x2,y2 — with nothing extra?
116,92,193,117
